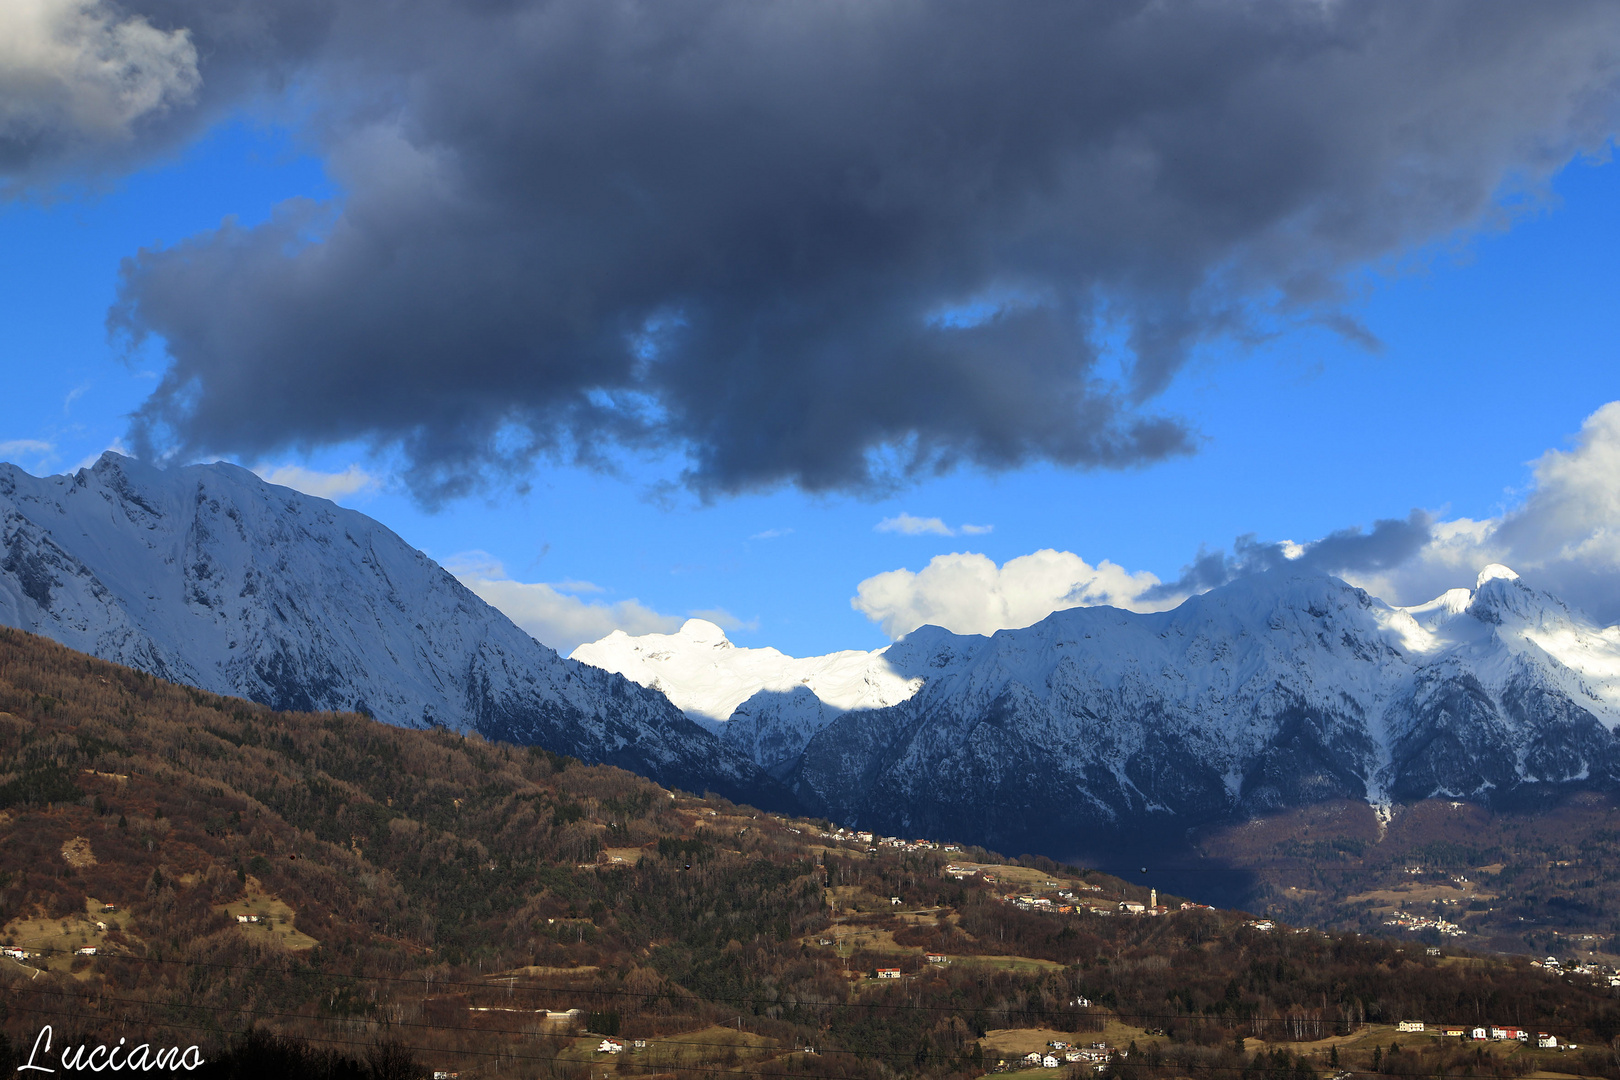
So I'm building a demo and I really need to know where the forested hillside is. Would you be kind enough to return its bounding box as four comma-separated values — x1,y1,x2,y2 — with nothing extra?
4,626,1620,1079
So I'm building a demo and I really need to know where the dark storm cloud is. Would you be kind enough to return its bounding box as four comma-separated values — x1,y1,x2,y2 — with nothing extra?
0,0,332,188
1145,510,1435,600
77,1,1620,497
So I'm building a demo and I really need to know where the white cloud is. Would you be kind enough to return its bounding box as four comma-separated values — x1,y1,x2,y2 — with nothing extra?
255,463,380,502
689,608,758,633
853,402,1620,640
446,552,684,653
852,549,1168,639
0,438,54,459
1349,401,1620,624
876,513,992,537
750,528,793,541
0,0,199,154
72,439,125,471
877,513,954,536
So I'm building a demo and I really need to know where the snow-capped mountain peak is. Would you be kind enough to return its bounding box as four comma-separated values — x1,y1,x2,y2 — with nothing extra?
571,617,921,722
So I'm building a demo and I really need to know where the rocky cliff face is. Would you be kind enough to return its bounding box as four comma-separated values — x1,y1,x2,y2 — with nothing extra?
0,454,788,807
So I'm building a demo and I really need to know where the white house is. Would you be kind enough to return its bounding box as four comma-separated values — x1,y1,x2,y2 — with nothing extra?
597,1039,624,1054
1043,1055,1060,1068
1397,1021,1424,1033
875,968,902,979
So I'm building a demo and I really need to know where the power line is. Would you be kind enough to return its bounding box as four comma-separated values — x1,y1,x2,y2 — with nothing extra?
5,948,1603,1041
1,979,935,1062
0,997,1571,1080
0,999,856,1077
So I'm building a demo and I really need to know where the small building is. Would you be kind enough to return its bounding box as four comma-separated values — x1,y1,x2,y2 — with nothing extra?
432,1072,460,1079
1470,1028,1488,1042
875,968,902,979
633,1040,647,1049
1437,1027,1468,1039
1397,1021,1425,1033
597,1039,624,1054
1118,901,1145,914
925,953,948,964
890,897,902,905
1426,946,1442,956
1538,1034,1559,1049
75,947,97,956
1023,1053,1043,1066
1043,1055,1060,1068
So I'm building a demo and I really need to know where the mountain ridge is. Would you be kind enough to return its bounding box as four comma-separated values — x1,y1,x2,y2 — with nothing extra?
574,564,1620,859
10,452,1620,862
0,453,788,808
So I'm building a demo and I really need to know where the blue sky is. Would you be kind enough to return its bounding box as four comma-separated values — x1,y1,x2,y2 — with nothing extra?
4,3,1620,657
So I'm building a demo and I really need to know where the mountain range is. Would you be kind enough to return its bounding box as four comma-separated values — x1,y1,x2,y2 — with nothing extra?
0,453,785,807
8,454,1620,863
574,560,1620,861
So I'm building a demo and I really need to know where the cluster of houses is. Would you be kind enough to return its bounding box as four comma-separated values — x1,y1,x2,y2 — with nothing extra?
1394,1022,1573,1049
988,1041,1116,1072
1,946,36,961
869,955,950,979
993,885,1209,920
1381,911,1467,937
1531,955,1620,987
820,826,960,856
595,1038,649,1054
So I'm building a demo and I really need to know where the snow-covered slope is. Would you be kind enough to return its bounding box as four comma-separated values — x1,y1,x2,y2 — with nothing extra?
572,618,920,720
0,454,787,806
776,566,1620,857
571,619,927,771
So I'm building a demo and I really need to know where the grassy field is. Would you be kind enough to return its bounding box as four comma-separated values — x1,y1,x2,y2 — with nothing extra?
215,881,321,952
958,954,1069,974
557,1023,791,1074
0,895,138,975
